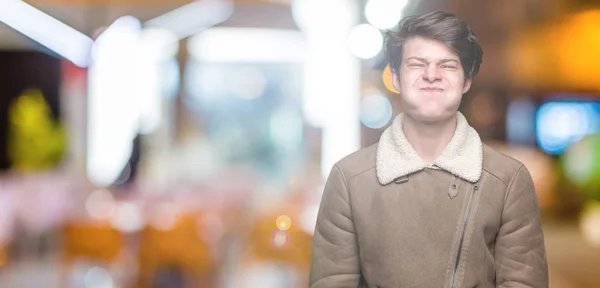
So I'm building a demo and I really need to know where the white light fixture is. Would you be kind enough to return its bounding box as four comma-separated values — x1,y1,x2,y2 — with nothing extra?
92,16,142,61
364,0,409,30
136,28,178,135
138,27,179,62
145,0,233,40
292,0,361,178
88,17,186,187
291,0,355,34
0,0,93,67
188,28,307,63
347,24,383,59
87,16,142,187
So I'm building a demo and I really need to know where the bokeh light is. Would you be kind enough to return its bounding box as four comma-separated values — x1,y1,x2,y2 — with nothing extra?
563,135,597,186
382,65,399,94
238,263,298,288
562,134,600,200
271,230,290,249
506,98,537,145
85,189,115,220
231,67,267,99
291,0,356,33
109,202,144,233
275,215,292,231
347,24,383,59
84,266,114,288
580,202,600,249
536,102,600,155
364,0,409,30
270,108,304,151
360,93,393,129
149,203,180,231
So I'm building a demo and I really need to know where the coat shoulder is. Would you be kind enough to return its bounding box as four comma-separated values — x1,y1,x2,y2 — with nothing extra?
482,144,527,187
334,143,378,181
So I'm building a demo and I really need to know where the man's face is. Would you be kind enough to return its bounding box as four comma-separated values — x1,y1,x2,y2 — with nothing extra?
392,36,472,123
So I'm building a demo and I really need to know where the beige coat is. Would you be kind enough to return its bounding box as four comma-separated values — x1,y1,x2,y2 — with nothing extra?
310,112,548,288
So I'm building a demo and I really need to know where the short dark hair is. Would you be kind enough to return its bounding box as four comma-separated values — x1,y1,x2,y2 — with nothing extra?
384,11,483,79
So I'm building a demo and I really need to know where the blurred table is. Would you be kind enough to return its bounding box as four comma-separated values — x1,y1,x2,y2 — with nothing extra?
0,219,599,288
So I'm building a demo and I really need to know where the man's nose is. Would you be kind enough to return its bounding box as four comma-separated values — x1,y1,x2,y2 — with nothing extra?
422,65,441,83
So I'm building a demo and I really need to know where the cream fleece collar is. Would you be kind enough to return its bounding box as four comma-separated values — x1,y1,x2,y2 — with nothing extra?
376,112,483,185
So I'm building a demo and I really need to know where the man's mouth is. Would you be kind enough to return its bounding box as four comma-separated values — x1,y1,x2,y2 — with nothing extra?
420,87,444,92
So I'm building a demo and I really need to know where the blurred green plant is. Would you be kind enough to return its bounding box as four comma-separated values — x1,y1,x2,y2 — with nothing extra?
561,133,600,202
7,88,66,171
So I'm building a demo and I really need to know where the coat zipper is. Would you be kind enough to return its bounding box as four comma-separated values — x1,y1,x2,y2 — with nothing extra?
449,184,478,288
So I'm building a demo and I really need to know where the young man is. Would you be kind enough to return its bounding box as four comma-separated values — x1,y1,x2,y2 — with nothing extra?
310,11,549,288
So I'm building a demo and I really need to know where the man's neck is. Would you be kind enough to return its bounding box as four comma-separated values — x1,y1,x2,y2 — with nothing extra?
402,113,458,164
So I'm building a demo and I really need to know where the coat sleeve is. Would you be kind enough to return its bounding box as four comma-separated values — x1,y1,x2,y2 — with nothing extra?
495,165,549,287
309,164,361,288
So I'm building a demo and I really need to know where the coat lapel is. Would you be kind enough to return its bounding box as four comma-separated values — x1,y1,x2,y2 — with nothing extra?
376,112,483,185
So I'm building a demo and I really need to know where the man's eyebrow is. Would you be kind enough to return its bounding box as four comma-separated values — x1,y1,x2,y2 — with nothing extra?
406,57,428,63
438,59,460,64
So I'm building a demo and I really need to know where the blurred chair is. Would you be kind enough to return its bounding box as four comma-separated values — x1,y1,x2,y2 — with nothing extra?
59,220,124,286
0,243,7,268
237,212,313,288
136,213,214,288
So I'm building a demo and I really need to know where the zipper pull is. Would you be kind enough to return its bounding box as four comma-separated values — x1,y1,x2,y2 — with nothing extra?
394,176,409,184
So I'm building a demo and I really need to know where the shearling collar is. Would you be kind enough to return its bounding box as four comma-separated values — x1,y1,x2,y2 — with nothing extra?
376,112,483,185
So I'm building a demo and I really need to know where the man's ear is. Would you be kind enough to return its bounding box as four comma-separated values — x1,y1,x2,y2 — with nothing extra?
462,77,472,94
392,69,400,92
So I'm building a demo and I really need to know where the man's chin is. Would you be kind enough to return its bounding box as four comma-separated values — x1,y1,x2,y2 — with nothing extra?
407,111,455,123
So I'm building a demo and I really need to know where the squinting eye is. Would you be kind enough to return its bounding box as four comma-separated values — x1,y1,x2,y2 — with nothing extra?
408,63,424,67
441,65,457,69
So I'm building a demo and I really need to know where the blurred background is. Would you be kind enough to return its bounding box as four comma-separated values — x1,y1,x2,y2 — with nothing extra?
0,0,599,287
